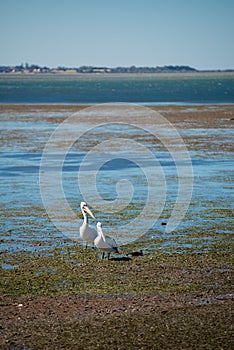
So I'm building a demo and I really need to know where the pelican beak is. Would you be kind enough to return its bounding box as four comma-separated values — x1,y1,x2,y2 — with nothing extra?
84,205,95,219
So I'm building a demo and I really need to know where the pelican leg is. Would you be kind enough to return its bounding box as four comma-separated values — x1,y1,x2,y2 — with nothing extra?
107,252,110,260
102,251,105,260
85,243,88,249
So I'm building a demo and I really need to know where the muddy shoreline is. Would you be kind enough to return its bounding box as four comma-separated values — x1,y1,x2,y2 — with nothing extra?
1,103,234,125
1,240,233,349
0,293,233,349
0,104,233,349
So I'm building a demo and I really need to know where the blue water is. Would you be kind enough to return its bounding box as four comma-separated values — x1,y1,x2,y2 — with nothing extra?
0,74,233,253
0,106,233,253
0,73,234,104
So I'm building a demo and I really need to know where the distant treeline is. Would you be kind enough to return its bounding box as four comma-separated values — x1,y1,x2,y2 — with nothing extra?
0,64,233,74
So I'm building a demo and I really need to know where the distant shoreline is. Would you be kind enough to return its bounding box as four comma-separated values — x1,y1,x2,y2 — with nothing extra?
1,63,234,75
1,71,234,75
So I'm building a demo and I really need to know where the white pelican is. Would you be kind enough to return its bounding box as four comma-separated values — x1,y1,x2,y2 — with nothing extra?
94,222,119,259
79,202,97,248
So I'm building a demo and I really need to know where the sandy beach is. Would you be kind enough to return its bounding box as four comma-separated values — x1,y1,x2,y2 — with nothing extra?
0,104,233,349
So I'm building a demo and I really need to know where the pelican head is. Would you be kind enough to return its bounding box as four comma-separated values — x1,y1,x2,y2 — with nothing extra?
80,202,95,219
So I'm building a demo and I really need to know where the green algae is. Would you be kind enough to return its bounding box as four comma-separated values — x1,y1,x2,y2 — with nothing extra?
1,239,233,349
1,232,233,298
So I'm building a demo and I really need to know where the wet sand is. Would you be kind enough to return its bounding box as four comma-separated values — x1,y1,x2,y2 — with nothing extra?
1,103,234,128
0,104,233,349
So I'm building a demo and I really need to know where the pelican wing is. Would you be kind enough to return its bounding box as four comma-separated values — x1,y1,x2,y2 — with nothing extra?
105,235,118,248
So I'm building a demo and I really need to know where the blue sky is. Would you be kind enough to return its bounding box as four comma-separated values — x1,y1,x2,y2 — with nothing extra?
0,0,234,69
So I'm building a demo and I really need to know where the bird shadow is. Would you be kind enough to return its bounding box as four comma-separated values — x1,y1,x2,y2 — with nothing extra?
108,256,132,262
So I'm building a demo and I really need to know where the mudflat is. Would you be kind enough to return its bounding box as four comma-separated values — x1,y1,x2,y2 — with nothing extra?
0,244,233,349
1,103,234,127
0,104,233,349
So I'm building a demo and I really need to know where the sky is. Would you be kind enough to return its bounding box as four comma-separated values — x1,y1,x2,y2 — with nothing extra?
0,0,234,70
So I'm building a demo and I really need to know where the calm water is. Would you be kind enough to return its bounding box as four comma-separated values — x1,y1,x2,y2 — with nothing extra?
0,74,234,254
0,73,234,104
0,105,233,253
